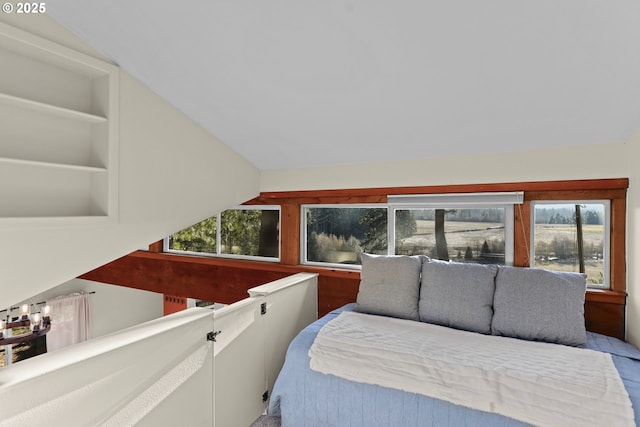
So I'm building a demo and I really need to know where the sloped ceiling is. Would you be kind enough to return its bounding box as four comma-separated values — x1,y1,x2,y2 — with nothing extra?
48,1,640,170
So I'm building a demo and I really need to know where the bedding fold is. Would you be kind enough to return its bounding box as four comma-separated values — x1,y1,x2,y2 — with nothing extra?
309,311,634,427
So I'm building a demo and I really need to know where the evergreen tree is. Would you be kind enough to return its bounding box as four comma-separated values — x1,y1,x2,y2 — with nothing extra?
359,209,388,253
170,216,217,253
464,246,474,260
480,240,490,262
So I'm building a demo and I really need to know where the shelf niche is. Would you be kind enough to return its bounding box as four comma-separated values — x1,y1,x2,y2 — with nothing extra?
0,23,119,224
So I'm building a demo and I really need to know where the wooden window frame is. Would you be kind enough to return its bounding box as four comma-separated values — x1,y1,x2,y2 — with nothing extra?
248,178,628,310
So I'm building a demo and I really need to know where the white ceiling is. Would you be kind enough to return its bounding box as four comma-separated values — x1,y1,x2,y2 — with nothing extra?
48,1,640,170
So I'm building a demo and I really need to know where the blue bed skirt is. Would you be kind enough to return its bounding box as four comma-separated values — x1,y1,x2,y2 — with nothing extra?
268,304,640,427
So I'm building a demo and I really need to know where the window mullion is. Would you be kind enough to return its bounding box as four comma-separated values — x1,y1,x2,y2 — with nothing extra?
388,207,395,256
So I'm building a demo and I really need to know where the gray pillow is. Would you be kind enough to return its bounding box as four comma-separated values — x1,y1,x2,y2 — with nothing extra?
419,260,498,334
355,254,422,321
491,266,587,347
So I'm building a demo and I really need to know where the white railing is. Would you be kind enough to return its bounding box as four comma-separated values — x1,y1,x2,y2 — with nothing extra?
0,272,318,427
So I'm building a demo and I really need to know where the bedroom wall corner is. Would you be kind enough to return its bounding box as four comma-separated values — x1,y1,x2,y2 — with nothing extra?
625,131,640,346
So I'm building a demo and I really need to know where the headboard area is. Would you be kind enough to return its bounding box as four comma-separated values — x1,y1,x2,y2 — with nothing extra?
583,290,626,340
342,254,624,346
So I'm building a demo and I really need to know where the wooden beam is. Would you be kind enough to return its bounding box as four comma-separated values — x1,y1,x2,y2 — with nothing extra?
254,178,628,203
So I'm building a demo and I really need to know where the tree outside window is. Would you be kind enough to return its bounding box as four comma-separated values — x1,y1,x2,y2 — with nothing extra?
532,202,608,287
305,207,389,265
166,207,280,260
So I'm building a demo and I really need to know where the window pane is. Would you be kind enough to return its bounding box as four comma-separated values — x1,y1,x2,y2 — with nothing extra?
305,207,387,265
533,203,607,287
220,209,280,258
167,207,280,259
395,208,506,264
168,216,217,254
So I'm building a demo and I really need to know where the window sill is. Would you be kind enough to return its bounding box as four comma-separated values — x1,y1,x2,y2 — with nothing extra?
585,289,626,305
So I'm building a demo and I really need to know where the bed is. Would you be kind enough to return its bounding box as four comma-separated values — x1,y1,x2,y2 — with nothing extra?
267,255,640,426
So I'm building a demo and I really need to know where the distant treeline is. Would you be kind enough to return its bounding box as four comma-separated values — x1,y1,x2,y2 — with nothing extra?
409,209,504,223
535,207,603,225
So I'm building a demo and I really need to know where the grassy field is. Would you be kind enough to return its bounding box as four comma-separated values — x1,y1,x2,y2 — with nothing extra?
533,223,604,246
533,223,605,285
400,220,504,249
401,221,604,252
532,258,604,285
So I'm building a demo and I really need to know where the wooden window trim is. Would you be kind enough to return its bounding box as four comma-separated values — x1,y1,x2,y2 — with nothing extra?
250,178,628,204
522,188,626,293
247,178,627,292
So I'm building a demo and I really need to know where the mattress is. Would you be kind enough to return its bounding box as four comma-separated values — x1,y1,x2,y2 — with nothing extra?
268,304,640,427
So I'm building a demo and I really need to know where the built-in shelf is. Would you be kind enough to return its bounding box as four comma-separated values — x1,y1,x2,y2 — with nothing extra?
0,216,112,228
0,92,108,124
0,22,119,224
0,156,108,173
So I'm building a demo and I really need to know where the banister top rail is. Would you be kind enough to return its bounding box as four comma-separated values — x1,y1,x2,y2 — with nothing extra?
247,272,318,297
0,307,212,387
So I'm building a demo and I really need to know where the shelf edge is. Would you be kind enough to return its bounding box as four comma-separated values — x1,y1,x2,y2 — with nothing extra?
0,92,108,123
0,156,107,173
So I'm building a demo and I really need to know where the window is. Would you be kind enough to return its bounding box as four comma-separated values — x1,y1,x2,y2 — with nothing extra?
303,205,387,267
389,192,520,265
220,208,280,258
392,208,508,264
166,206,280,261
531,201,610,288
167,216,217,254
302,193,521,267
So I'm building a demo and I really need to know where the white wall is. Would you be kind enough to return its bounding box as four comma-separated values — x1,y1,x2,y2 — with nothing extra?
0,13,260,309
260,140,629,191
14,278,163,339
625,133,640,346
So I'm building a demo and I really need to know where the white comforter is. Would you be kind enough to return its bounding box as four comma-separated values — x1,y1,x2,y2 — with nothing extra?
309,311,634,427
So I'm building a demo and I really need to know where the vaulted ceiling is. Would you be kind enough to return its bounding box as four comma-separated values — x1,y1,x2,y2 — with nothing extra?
48,1,640,170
